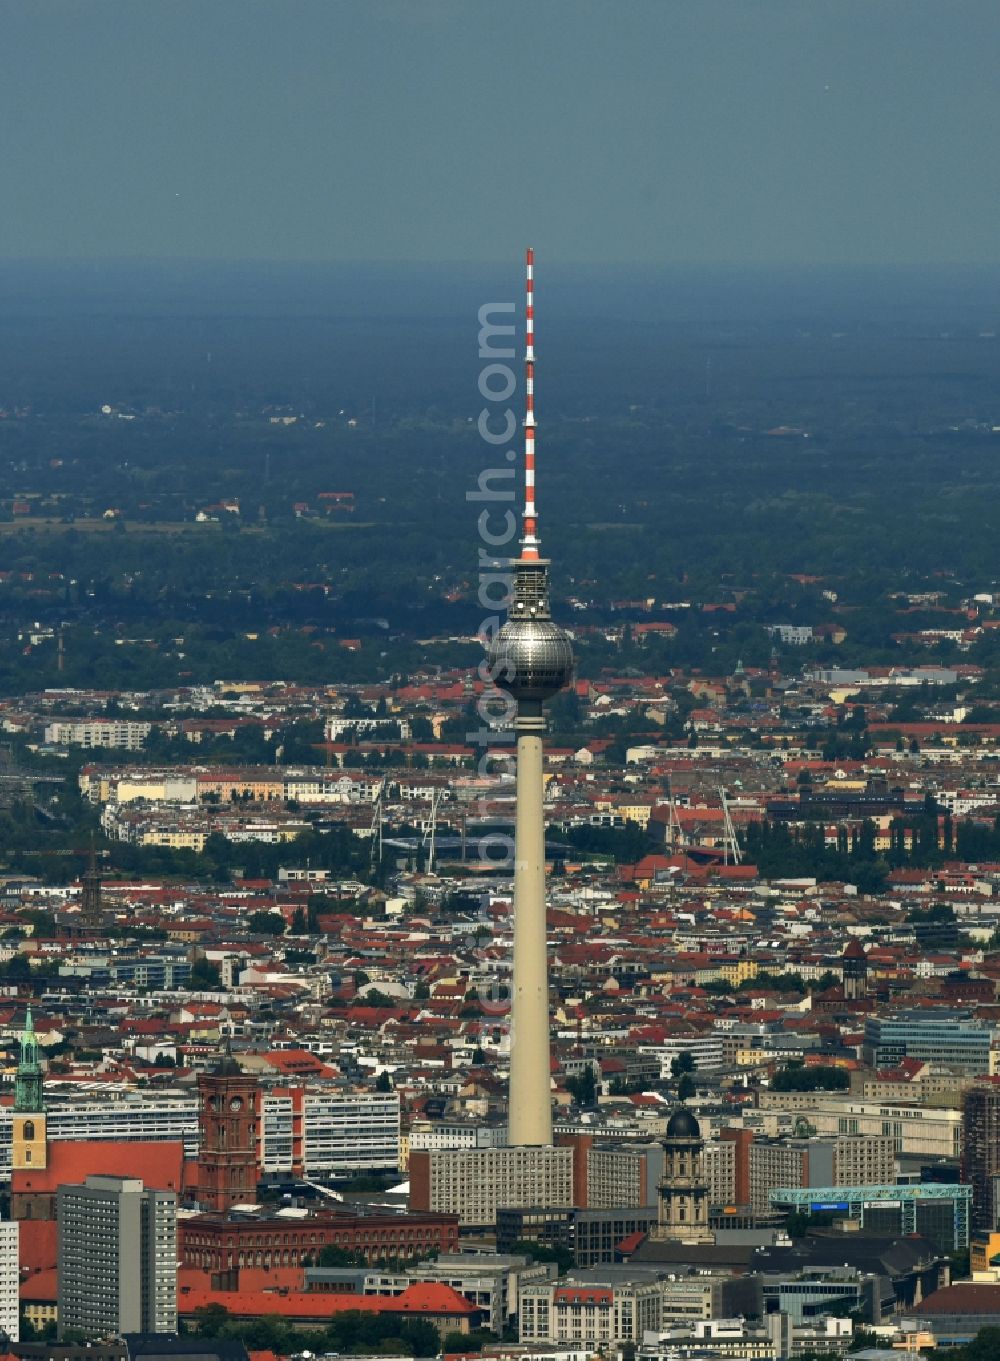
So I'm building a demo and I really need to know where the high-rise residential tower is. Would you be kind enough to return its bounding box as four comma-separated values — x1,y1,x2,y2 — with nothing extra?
488,249,574,1147
57,1174,177,1338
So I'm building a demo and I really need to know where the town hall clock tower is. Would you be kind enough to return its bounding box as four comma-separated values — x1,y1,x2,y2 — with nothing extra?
197,1045,259,1213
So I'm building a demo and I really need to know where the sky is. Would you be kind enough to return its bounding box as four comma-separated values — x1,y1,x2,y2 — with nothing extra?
0,0,996,268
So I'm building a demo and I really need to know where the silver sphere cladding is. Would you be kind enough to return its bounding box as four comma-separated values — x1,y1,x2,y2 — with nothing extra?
487,618,574,702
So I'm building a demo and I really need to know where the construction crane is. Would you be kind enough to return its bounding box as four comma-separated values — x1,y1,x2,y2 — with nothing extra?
664,776,684,851
720,786,743,866
369,777,386,874
421,786,441,875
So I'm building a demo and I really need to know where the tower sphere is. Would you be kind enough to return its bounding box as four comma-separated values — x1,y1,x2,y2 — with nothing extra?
488,617,574,703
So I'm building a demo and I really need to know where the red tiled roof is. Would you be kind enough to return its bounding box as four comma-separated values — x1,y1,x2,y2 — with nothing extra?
914,1283,1000,1315
19,1268,57,1301
554,1287,613,1305
18,1219,58,1273
12,1139,186,1196
177,1279,475,1320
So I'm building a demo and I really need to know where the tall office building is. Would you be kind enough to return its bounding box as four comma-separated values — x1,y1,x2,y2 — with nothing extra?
962,1082,1000,1231
56,1175,176,1338
488,248,574,1146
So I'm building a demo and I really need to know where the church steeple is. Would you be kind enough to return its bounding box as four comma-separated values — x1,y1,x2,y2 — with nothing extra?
14,1007,43,1114
653,1105,714,1243
12,1006,48,1180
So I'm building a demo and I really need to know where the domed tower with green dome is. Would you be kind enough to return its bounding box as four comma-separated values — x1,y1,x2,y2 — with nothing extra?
653,1105,714,1243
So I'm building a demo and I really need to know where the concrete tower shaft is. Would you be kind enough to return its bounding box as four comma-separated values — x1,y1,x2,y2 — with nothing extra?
485,250,573,1147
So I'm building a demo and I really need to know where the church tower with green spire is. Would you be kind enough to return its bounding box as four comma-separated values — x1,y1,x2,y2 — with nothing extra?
13,1007,47,1173
15,1007,42,1113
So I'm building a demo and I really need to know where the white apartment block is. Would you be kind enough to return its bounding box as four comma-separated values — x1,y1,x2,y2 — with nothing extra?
283,773,380,804
259,1089,400,1176
57,1177,176,1338
642,1033,725,1077
520,1281,664,1347
408,1121,508,1153
325,717,412,742
0,1089,400,1183
834,1133,897,1186
410,1147,575,1227
45,720,152,750
0,1220,19,1340
357,1255,554,1334
703,1139,737,1206
586,1145,662,1210
758,1093,963,1160
749,1135,898,1214
0,1099,203,1175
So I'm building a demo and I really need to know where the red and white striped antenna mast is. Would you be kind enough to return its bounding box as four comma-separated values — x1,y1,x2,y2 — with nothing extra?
521,246,540,561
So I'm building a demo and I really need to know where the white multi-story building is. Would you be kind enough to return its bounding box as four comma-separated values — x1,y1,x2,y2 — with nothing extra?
748,1135,897,1214
325,717,411,742
408,1120,508,1153
521,1276,761,1348
0,1219,19,1340
703,1138,737,1206
259,1089,401,1177
758,1093,963,1160
45,720,152,750
283,772,381,804
409,1147,575,1227
765,625,814,646
0,1088,400,1183
586,1144,663,1210
0,1097,202,1176
57,1176,176,1338
337,1254,554,1334
520,1281,664,1347
642,1032,725,1077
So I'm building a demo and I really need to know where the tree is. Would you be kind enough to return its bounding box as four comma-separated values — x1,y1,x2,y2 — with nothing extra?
358,988,395,1008
671,1052,697,1079
941,1327,1000,1360
375,1070,393,1092
772,1062,849,1093
188,957,221,989
566,1067,597,1107
441,1329,496,1354
950,1246,971,1280
23,909,57,938
512,1239,575,1274
317,1244,366,1268
786,1210,811,1239
193,1302,230,1337
247,910,285,936
677,1073,696,1101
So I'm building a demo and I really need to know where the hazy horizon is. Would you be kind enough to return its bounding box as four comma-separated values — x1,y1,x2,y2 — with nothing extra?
1,0,997,269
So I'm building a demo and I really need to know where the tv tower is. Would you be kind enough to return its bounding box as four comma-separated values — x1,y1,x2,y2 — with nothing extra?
488,249,574,1146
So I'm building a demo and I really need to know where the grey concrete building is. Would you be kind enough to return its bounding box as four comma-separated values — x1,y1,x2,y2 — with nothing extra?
57,1175,177,1338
